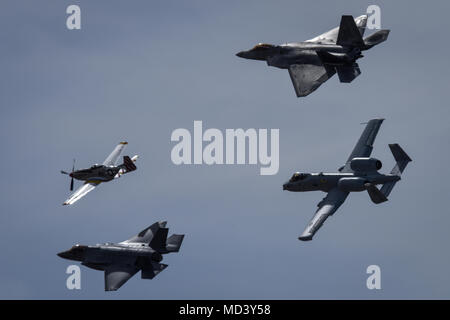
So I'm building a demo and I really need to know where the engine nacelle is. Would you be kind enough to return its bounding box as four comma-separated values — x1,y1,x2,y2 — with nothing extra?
350,157,382,172
337,177,367,192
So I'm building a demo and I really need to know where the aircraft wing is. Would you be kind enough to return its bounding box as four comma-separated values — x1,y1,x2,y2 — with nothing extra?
103,142,128,166
104,264,139,291
305,15,367,44
63,182,99,206
299,188,349,241
288,63,336,97
340,119,384,173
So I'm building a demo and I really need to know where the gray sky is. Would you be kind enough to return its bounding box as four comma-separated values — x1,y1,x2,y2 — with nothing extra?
1,0,449,299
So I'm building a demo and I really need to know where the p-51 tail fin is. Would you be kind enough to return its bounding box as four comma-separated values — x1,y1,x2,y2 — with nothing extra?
121,155,137,172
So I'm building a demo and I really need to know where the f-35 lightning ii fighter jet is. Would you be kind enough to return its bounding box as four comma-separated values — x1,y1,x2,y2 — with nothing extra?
283,119,411,241
236,15,390,97
61,142,138,205
57,221,184,291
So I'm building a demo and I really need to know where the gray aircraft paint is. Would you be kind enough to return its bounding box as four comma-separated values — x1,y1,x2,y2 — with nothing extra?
236,15,389,97
58,222,184,291
2,1,450,299
283,119,411,241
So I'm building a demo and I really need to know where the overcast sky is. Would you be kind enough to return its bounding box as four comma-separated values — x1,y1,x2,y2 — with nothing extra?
1,0,449,299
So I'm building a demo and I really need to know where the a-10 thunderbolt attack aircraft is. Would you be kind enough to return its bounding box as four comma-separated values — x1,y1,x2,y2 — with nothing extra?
57,221,184,291
60,142,138,205
236,15,390,97
282,119,411,241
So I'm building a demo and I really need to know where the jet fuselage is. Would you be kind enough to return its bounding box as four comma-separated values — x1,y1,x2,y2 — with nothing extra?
283,171,400,193
236,42,362,70
57,243,162,271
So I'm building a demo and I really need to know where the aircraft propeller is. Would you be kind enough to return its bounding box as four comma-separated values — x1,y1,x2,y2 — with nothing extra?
61,159,76,191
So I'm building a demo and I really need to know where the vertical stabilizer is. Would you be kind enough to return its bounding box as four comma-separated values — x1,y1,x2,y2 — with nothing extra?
380,144,412,197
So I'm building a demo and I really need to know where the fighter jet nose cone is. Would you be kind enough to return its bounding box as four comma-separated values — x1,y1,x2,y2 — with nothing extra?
283,184,288,190
236,51,245,58
57,251,70,259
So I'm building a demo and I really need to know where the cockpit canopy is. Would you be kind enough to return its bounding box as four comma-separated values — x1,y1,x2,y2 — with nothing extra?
289,172,310,182
70,244,88,252
90,164,102,169
252,43,275,50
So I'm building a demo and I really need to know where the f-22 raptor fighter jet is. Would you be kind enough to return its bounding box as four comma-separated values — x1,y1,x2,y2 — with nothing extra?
236,15,390,97
61,142,138,205
58,221,184,291
283,119,411,241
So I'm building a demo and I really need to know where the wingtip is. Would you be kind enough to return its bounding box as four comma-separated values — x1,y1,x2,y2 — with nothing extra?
119,141,128,145
362,118,385,125
298,235,313,241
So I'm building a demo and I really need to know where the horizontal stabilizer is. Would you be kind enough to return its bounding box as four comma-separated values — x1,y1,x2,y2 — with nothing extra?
336,63,361,83
380,181,396,198
336,15,365,48
364,30,390,49
166,234,185,252
141,263,168,280
365,183,388,204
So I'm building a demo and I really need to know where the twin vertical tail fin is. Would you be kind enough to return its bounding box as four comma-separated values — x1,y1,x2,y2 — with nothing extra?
388,144,412,175
149,224,169,251
336,15,390,50
140,229,184,279
122,221,184,254
147,223,185,254
125,222,184,281
379,144,412,198
336,15,366,48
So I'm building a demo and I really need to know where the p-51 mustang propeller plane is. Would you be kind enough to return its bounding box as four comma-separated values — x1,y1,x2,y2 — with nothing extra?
61,142,138,206
282,119,411,241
